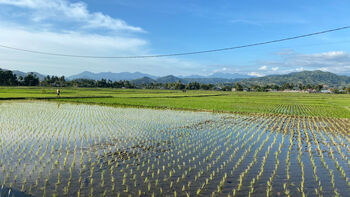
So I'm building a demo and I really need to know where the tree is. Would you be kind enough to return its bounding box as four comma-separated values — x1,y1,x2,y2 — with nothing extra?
174,81,185,90
59,76,66,87
271,84,280,90
234,83,243,91
23,73,39,86
251,85,261,91
313,84,323,92
186,82,200,90
346,86,350,94
331,88,340,94
222,85,232,91
282,83,292,90
97,78,108,87
200,84,210,90
298,83,304,90
0,69,18,85
304,84,312,90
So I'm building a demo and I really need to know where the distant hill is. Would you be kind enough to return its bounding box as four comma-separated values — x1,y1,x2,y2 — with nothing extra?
69,71,252,82
2,69,46,80
132,75,243,85
68,71,158,81
207,72,251,79
3,68,350,87
156,75,184,83
181,78,240,84
239,70,350,87
131,77,157,85
180,72,251,79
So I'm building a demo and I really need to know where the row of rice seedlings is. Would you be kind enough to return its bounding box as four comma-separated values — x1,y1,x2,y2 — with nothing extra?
284,116,296,197
296,118,306,197
1,103,61,195
249,116,290,197
0,102,187,195
44,110,72,197
190,121,240,196
265,116,288,197
229,115,280,196
1,124,30,188
187,116,254,196
166,116,256,196
272,103,350,118
166,117,239,196
97,108,120,196
330,118,350,146
44,106,83,196
315,118,350,188
3,105,56,191
323,118,350,165
270,104,311,117
200,116,269,196
303,116,323,196
310,117,340,196
98,104,217,195
269,104,284,115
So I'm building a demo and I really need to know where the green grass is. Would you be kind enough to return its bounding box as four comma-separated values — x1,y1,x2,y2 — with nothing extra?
1,86,350,118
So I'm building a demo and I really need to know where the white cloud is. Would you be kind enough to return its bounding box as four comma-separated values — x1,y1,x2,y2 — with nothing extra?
229,17,307,26
0,23,201,76
296,67,304,72
0,1,205,76
258,65,267,70
309,51,347,59
267,50,350,75
319,67,329,72
222,67,227,71
271,67,279,71
248,72,264,77
0,23,147,53
0,0,144,32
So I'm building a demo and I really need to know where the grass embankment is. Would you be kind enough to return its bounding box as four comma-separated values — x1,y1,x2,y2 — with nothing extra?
1,87,350,118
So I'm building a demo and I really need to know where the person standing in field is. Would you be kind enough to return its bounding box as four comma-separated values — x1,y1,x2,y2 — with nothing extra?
57,89,60,96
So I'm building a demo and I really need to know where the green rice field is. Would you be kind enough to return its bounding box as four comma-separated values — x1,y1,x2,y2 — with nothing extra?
0,88,349,196
0,99,349,196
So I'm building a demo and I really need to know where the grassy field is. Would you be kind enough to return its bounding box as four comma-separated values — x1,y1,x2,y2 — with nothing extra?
1,86,350,118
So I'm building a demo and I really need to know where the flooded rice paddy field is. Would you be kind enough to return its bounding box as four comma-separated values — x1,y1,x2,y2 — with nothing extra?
0,101,349,197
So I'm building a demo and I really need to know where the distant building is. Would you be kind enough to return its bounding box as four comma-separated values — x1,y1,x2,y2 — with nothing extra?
306,89,317,93
266,89,278,92
321,89,332,93
284,89,302,93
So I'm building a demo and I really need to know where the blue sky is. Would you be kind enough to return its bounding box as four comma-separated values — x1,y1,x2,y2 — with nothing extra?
0,0,350,77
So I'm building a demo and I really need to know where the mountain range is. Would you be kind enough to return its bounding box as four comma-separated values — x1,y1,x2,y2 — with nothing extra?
4,69,46,81
65,70,350,87
239,70,350,87
67,71,251,81
2,68,350,87
67,71,251,84
67,71,158,81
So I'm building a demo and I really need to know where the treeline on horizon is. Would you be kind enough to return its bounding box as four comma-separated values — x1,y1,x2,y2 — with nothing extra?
1,69,350,93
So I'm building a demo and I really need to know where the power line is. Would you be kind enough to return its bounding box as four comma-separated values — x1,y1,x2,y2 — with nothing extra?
0,26,349,58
